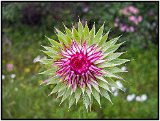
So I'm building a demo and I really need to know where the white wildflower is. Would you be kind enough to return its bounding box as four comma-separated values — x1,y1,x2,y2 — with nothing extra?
121,66,127,71
127,94,136,102
111,86,117,92
113,91,118,96
141,94,147,101
116,80,123,88
136,96,141,102
11,74,16,79
2,75,5,80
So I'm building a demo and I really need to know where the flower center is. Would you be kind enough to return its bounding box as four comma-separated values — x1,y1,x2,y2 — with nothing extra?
69,52,90,75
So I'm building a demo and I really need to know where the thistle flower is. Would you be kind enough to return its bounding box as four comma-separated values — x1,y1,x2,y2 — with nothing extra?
39,21,129,111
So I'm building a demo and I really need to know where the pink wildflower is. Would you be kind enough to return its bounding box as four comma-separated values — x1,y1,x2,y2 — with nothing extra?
137,15,143,22
120,8,129,16
120,24,127,32
128,6,139,14
129,26,135,32
6,63,13,71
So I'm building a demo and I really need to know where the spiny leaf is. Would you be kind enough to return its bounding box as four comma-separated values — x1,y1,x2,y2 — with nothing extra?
64,25,72,37
92,88,101,107
86,87,92,100
55,28,68,45
100,87,113,104
94,60,106,65
65,34,72,44
75,88,81,104
47,76,60,85
72,27,80,43
109,59,130,67
57,89,66,98
39,59,53,65
69,93,75,109
78,20,83,38
83,92,90,111
104,35,122,47
41,45,57,53
98,80,112,93
45,36,63,49
42,50,61,60
103,52,125,61
80,85,85,94
38,67,57,75
82,22,90,43
107,78,125,92
105,67,127,73
89,23,95,45
104,71,123,79
93,24,104,44
98,58,129,68
98,29,110,46
60,87,72,105
95,75,109,84
91,82,100,93
48,83,62,96
102,41,125,54
58,83,67,92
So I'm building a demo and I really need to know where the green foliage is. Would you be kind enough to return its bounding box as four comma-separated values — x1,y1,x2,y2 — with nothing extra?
2,2,158,119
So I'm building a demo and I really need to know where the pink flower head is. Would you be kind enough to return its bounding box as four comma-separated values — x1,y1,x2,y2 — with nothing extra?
129,15,136,22
120,7,129,16
115,17,120,22
6,63,13,71
54,41,102,91
83,6,89,13
128,15,139,25
128,6,139,14
137,15,143,22
120,24,127,32
129,26,135,32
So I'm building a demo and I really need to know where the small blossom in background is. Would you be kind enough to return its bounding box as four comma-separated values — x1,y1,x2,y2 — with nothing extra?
121,66,127,71
6,63,14,71
128,15,143,25
116,80,123,89
111,86,117,92
2,75,5,80
119,24,127,32
113,91,118,97
11,74,16,79
126,93,148,102
128,6,139,14
83,6,89,13
136,94,148,102
141,94,147,101
115,5,142,33
127,94,136,102
111,86,118,96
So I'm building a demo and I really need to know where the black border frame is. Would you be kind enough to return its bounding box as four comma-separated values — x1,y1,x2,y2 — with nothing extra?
1,1,159,120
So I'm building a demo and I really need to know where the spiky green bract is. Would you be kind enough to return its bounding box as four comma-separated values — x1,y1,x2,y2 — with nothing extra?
39,20,129,111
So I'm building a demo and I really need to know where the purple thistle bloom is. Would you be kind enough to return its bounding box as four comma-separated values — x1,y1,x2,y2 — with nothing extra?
39,21,129,110
54,41,103,92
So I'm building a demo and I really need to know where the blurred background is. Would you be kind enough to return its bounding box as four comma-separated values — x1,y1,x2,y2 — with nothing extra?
2,2,158,119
